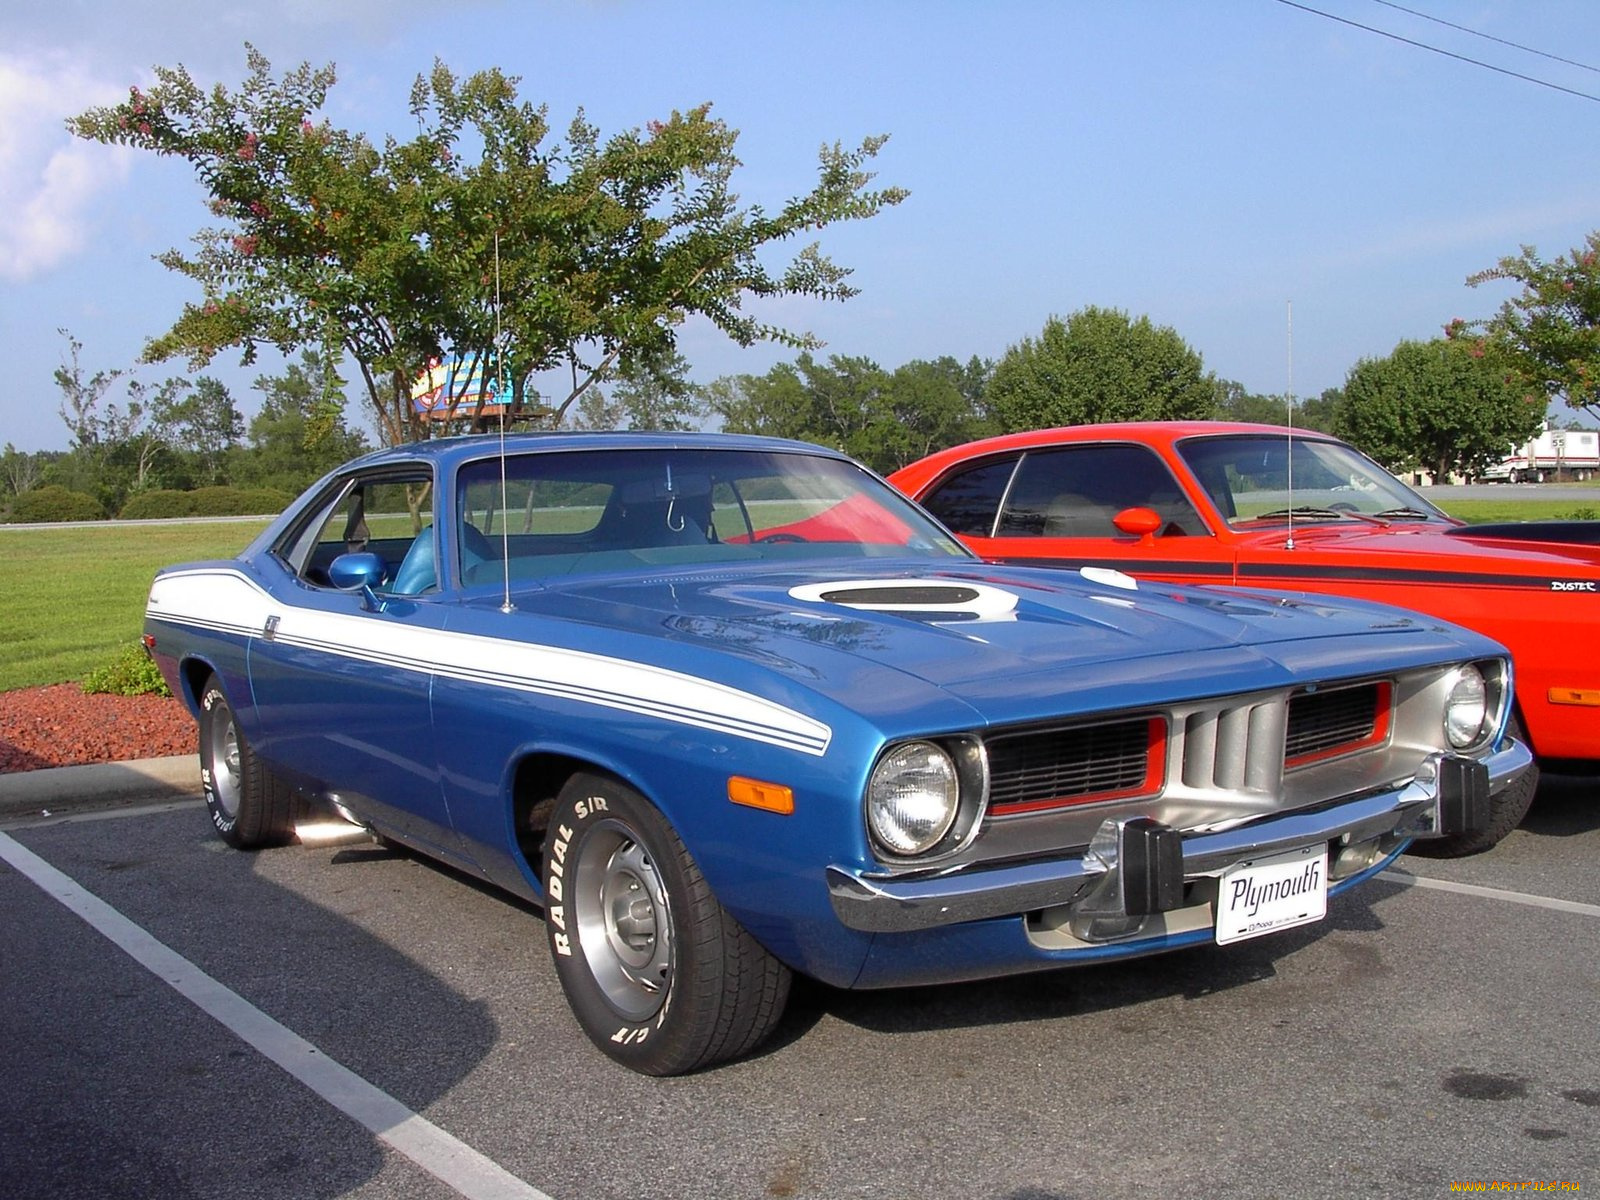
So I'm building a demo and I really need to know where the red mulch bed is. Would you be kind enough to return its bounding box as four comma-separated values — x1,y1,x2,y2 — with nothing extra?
0,684,196,774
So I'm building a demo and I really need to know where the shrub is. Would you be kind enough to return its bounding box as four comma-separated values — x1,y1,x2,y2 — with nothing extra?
6,485,105,523
1567,506,1598,521
81,642,173,697
119,489,198,520
235,487,293,515
188,485,293,516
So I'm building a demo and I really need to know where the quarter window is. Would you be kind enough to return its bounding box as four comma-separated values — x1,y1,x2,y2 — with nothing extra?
919,458,1019,537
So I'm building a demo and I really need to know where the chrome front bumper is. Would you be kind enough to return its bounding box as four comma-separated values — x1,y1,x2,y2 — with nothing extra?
826,741,1533,935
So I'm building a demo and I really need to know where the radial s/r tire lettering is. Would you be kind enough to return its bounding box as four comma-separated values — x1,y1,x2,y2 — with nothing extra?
542,771,791,1075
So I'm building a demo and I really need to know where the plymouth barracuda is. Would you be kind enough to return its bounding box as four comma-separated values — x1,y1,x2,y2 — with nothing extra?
892,422,1599,856
144,433,1530,1073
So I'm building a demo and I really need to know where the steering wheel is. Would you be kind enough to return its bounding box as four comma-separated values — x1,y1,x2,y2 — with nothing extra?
756,532,808,543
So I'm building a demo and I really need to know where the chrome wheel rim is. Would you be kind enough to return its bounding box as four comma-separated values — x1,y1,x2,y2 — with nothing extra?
572,819,673,1021
206,703,243,821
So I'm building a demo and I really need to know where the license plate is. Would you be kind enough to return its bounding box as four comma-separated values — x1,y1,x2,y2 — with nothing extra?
1215,845,1328,945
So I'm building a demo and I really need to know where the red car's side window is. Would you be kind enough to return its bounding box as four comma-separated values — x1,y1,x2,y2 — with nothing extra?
923,445,1205,540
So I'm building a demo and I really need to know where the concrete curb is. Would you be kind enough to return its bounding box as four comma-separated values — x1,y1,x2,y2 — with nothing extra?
0,756,202,820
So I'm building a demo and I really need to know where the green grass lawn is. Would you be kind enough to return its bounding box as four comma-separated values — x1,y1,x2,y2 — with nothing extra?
0,520,271,692
1433,497,1600,523
1,495,1594,694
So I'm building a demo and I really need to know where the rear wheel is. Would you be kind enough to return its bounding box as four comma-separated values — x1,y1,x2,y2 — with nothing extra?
542,772,791,1075
198,676,306,849
1409,715,1539,858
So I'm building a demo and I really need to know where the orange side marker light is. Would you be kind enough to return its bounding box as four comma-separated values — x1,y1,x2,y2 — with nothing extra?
1548,687,1600,708
728,776,795,815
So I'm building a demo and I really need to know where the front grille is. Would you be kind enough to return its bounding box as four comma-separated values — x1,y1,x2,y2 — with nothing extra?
986,717,1161,815
979,678,1393,817
1285,682,1388,766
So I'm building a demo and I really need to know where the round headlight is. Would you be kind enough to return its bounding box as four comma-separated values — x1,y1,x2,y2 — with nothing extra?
1444,665,1489,749
867,741,961,856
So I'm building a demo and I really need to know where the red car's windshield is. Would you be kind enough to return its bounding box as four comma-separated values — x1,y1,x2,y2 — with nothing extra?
1176,434,1452,525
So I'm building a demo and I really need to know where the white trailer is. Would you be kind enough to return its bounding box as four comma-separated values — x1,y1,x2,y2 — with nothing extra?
1480,426,1600,483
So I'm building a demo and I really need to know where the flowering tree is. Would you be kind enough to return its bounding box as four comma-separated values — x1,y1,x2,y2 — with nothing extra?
1462,231,1600,424
70,47,907,446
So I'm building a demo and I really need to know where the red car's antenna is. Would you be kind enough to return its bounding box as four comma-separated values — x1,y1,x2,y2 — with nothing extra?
1285,300,1296,552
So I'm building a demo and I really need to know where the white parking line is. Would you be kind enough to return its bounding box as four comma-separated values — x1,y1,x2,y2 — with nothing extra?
1381,868,1600,918
0,831,555,1200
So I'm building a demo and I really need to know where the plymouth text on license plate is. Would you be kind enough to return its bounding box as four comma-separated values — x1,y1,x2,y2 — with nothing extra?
1215,845,1328,945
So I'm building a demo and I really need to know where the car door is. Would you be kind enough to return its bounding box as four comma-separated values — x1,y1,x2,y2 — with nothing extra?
918,442,1238,585
245,465,470,865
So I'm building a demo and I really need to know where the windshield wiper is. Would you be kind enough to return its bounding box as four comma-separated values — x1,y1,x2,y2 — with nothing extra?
1243,506,1350,522
1241,506,1389,526
1368,507,1435,520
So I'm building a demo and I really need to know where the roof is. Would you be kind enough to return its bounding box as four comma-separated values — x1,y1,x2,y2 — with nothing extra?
341,430,848,473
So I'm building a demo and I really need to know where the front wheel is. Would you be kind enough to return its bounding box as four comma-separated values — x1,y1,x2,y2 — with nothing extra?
542,772,791,1075
198,676,306,849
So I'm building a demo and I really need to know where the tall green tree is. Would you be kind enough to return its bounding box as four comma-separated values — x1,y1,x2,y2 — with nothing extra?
50,331,164,511
1336,338,1544,482
230,351,368,494
985,307,1214,432
567,352,702,432
868,356,994,471
1,445,51,496
1211,381,1336,434
1464,232,1600,423
54,331,137,455
706,353,991,473
1299,388,1342,434
70,49,907,447
150,376,243,485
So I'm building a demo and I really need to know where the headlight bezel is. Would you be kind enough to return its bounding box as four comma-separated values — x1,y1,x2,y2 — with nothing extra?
864,735,988,862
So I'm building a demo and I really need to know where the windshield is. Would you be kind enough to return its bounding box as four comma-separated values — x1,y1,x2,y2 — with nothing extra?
455,445,971,583
1176,434,1451,526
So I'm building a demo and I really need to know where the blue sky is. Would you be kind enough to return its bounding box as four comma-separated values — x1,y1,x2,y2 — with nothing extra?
3,0,1598,452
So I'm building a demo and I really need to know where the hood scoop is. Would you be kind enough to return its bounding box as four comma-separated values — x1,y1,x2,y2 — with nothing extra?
788,579,1019,623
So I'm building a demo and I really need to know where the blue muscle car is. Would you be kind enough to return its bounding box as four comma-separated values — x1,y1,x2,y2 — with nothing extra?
143,433,1532,1074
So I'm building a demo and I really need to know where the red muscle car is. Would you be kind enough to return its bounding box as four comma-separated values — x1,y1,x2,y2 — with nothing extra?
891,422,1600,855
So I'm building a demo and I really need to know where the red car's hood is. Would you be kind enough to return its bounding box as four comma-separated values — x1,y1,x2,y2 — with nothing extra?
1226,521,1600,575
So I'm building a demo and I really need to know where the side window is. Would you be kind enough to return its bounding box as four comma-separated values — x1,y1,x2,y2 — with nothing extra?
274,472,435,588
919,458,1018,537
1000,445,1204,538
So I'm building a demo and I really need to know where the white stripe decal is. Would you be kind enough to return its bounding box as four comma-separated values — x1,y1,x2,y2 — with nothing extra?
147,568,833,756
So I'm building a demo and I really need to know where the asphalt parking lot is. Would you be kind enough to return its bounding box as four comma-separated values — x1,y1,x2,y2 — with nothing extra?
2,773,1596,1200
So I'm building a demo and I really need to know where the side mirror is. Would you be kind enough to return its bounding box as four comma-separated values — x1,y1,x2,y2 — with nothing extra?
1112,507,1163,542
329,551,388,610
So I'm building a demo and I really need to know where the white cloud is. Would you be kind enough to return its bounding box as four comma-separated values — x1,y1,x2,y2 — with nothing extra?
0,51,134,282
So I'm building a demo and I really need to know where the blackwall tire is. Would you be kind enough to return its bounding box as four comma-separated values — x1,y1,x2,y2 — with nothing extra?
542,772,791,1075
198,676,306,850
1408,717,1539,859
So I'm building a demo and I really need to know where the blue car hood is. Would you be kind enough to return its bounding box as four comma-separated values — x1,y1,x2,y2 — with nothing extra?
498,561,1483,728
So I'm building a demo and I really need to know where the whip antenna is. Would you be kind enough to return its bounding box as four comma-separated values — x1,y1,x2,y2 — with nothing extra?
495,229,514,614
1285,299,1296,552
